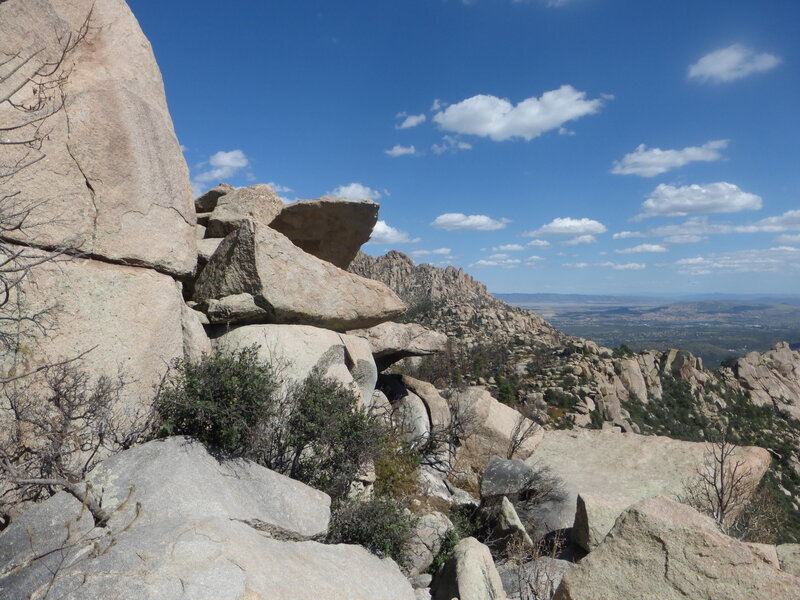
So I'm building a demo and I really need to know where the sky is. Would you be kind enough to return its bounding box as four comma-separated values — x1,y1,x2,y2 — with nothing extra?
128,0,800,295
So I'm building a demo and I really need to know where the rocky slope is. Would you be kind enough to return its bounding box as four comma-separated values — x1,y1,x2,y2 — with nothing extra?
349,251,563,348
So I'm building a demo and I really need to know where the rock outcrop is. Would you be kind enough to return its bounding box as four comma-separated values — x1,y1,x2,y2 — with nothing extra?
270,197,378,269
734,342,800,419
0,0,196,277
0,438,416,600
194,220,406,329
350,322,448,371
553,497,800,600
205,184,284,238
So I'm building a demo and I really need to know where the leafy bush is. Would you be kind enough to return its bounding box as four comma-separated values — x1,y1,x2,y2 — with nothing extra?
155,347,387,500
327,496,418,567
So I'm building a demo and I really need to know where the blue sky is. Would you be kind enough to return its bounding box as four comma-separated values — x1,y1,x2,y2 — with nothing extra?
128,0,800,295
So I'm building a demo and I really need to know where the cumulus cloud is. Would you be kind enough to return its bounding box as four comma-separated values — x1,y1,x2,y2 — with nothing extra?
564,262,589,268
526,217,607,237
526,239,551,247
410,248,453,259
267,181,293,193
471,256,522,268
367,220,420,245
193,149,250,184
615,244,668,254
328,182,382,201
431,213,511,231
432,85,606,142
563,234,597,246
663,234,707,244
612,231,645,239
611,140,728,177
598,261,646,271
688,44,781,83
776,233,800,245
742,210,800,233
395,112,426,129
636,182,762,220
493,244,525,252
525,255,544,262
432,135,472,155
675,246,800,275
385,144,418,157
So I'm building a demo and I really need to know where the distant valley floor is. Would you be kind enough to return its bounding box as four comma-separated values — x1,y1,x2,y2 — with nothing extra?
496,293,800,367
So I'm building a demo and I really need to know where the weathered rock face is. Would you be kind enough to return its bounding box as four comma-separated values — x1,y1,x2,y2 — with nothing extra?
350,322,448,371
527,429,771,540
553,497,800,600
0,438,416,600
777,544,800,577
3,248,188,412
735,342,800,419
452,387,543,471
0,0,196,277
194,220,406,330
205,184,284,238
213,324,378,408
430,537,507,600
405,511,453,576
270,197,379,269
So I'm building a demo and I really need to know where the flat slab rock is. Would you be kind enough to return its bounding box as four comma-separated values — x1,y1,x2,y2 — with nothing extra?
526,428,770,539
553,497,800,600
0,0,196,276
194,219,406,330
349,322,448,371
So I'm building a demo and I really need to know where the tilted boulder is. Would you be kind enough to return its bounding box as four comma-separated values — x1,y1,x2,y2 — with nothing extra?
213,324,377,408
270,196,379,269
195,182,233,213
526,428,771,540
193,220,406,330
205,184,284,238
2,247,190,414
553,497,800,600
430,537,507,600
0,438,416,600
0,0,196,277
349,322,448,371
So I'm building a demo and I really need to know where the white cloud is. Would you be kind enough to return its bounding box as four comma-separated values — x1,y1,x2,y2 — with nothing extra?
396,113,426,129
663,234,707,244
385,144,418,157
598,261,646,271
611,139,728,177
328,182,382,201
410,248,452,257
432,135,472,155
563,234,597,246
525,255,543,262
742,210,800,233
636,182,762,220
431,99,445,111
492,243,525,252
432,85,606,142
267,181,293,193
675,246,800,275
526,217,607,237
612,231,645,239
564,262,589,268
193,149,250,183
688,44,781,83
367,220,420,245
431,213,510,231
471,257,522,268
526,239,551,247
776,233,800,245
558,126,576,136
615,244,668,254
489,253,510,259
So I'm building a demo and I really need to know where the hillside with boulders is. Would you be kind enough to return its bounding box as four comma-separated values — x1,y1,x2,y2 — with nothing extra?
1,1,799,599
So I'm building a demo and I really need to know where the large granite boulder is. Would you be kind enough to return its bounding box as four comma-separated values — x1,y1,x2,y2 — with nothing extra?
205,184,284,238
270,196,379,269
430,537,507,600
553,497,800,600
735,342,800,419
213,324,378,408
195,182,233,213
405,511,453,576
0,0,196,277
193,219,406,330
451,387,542,471
350,322,448,371
3,248,188,413
778,544,800,577
527,429,771,540
0,438,415,600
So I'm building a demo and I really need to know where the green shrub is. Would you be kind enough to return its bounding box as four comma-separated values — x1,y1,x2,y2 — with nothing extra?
327,497,418,567
154,346,281,459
